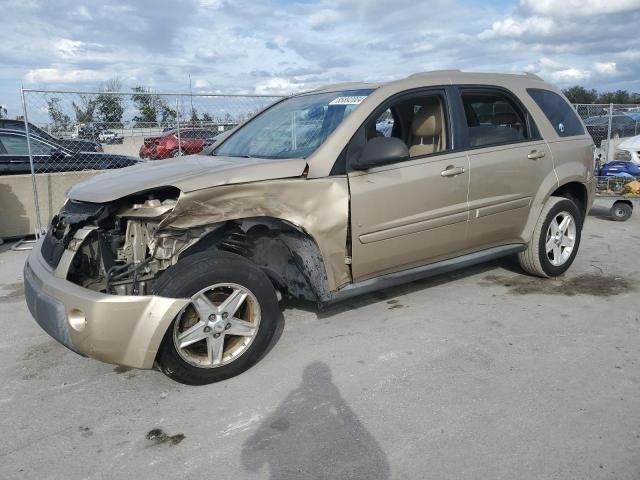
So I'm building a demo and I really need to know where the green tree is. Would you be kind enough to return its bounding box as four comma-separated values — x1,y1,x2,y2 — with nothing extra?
96,78,125,127
189,107,199,123
131,86,166,126
71,94,97,124
202,112,213,122
47,97,71,133
160,104,177,126
562,86,598,104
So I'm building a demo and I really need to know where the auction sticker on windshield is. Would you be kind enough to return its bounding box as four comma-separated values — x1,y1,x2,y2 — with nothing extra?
329,96,368,105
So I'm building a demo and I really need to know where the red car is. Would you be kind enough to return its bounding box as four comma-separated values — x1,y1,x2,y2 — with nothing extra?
139,128,218,159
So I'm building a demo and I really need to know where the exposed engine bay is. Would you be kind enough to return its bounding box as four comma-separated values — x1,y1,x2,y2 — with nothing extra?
42,189,204,296
41,188,331,302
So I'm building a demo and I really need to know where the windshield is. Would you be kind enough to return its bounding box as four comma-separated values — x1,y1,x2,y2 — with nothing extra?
216,89,374,159
30,124,56,142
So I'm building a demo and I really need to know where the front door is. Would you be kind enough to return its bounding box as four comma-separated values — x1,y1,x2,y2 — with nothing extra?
347,90,470,281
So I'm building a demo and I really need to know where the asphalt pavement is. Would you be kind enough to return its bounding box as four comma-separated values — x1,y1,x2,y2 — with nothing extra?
1,199,639,480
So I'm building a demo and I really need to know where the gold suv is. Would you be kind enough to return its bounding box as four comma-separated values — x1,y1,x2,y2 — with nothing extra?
24,71,596,384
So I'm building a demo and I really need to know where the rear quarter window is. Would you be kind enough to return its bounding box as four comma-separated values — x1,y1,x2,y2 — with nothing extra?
528,88,585,137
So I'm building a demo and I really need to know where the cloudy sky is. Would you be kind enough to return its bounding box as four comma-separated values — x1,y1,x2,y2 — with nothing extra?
1,0,640,116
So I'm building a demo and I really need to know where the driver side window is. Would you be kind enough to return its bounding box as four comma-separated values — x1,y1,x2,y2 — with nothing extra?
364,93,449,159
339,91,451,174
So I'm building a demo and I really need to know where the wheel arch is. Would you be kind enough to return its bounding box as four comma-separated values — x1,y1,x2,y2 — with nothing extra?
179,216,332,302
551,181,589,223
521,176,590,244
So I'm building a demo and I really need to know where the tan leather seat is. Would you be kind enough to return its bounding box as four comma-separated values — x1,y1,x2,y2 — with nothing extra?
409,99,444,157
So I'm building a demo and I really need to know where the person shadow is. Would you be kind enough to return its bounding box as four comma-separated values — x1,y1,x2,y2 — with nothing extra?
242,362,390,480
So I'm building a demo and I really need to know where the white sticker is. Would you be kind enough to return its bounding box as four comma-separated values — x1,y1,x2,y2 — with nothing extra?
329,96,368,106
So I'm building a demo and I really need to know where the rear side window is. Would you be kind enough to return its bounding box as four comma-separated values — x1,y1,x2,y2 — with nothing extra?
527,88,585,137
460,91,528,148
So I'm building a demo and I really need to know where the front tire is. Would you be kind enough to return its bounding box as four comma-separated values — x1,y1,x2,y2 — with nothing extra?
518,196,582,277
153,251,279,385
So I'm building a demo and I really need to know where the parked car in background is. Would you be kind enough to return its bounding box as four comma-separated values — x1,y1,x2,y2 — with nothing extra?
584,114,640,146
139,128,218,159
25,71,595,385
615,134,640,165
76,125,106,141
98,130,124,144
0,119,102,152
0,129,141,175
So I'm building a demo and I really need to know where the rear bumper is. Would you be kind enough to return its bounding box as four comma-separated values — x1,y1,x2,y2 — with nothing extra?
24,238,188,368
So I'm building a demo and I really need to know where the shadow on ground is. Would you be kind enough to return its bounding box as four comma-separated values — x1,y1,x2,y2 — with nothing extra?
241,362,390,479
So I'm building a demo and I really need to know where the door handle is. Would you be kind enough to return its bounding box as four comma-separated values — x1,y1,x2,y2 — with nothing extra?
441,165,465,177
527,150,546,160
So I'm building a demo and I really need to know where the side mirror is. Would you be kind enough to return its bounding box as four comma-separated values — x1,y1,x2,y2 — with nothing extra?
351,137,409,170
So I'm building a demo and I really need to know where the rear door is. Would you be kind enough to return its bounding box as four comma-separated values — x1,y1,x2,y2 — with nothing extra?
347,88,470,280
455,87,553,248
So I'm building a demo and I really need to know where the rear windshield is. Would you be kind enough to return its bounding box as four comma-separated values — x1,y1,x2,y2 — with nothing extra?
527,88,585,137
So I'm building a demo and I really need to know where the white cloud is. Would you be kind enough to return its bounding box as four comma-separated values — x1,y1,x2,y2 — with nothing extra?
0,0,638,118
308,8,340,28
479,17,555,38
73,5,92,20
593,62,617,75
520,0,640,16
549,67,592,82
254,77,305,95
539,57,563,70
54,39,86,59
194,79,210,89
25,68,106,83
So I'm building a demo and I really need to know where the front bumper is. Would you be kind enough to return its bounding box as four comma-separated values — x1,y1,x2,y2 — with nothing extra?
24,238,188,369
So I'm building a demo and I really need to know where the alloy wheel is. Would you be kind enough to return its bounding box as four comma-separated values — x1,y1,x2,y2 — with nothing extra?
545,211,576,267
172,283,261,368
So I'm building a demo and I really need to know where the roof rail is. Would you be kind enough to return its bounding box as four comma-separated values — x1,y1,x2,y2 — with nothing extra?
524,72,543,81
408,70,462,78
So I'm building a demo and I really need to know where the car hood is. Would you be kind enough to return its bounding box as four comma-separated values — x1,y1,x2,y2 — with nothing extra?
618,135,640,151
68,155,308,203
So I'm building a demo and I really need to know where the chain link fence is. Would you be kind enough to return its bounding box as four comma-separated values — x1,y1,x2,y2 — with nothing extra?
3,91,640,242
9,89,282,239
573,103,640,168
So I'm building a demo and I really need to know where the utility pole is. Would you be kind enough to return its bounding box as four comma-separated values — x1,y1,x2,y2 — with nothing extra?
189,73,194,119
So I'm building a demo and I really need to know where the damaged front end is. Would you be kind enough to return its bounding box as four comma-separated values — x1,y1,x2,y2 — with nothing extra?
44,188,208,296
26,174,351,370
45,176,352,304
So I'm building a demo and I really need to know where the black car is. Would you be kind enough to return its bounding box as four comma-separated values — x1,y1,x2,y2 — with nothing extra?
583,114,640,146
0,119,103,153
0,129,141,175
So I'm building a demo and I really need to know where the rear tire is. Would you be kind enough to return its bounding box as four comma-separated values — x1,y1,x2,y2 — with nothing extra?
610,201,632,222
518,196,582,277
153,251,279,385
